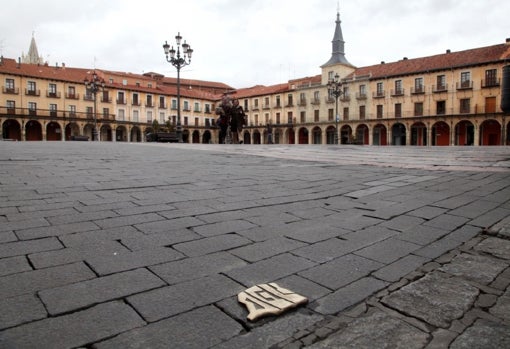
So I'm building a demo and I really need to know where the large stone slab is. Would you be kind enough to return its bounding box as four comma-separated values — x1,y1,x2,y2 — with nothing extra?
0,256,32,277
490,288,510,322
149,251,247,285
0,294,47,330
173,233,251,257
39,268,166,315
373,254,430,282
225,253,316,286
127,274,244,322
86,247,184,275
313,277,388,315
298,254,383,290
230,237,307,262
0,301,145,349
214,311,323,349
0,237,62,258
450,319,510,349
488,215,510,238
475,236,510,260
353,237,421,264
0,262,95,298
382,272,479,328
438,253,507,284
94,306,243,349
308,309,429,349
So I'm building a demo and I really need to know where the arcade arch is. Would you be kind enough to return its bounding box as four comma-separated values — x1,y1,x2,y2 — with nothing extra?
46,122,62,141
192,130,200,143
480,119,501,145
202,130,212,144
355,124,369,145
373,124,387,145
455,120,474,146
130,126,142,143
410,122,427,146
115,126,128,142
2,119,21,140
431,121,450,146
340,125,352,144
326,126,336,144
243,131,251,144
285,128,295,144
65,123,80,141
298,127,309,144
392,123,406,145
26,120,42,141
253,130,261,144
100,125,113,141
312,126,322,144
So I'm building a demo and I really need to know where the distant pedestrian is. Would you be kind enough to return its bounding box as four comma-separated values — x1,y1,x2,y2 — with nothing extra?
216,95,245,144
231,99,246,144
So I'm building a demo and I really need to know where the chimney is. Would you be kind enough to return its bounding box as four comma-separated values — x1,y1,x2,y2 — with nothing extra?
446,49,451,54
506,38,510,45
403,57,408,60
17,57,21,68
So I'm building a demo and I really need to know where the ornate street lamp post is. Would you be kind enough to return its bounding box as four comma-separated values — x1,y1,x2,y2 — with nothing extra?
84,72,105,141
327,73,344,144
163,32,193,143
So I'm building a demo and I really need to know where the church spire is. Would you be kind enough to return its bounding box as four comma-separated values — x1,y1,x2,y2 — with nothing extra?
321,9,353,68
22,33,44,64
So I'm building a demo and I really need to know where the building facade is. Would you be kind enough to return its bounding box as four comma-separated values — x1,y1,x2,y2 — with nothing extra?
1,12,509,145
236,12,510,146
0,56,231,143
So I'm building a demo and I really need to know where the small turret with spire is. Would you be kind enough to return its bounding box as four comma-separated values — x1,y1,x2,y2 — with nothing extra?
321,8,354,68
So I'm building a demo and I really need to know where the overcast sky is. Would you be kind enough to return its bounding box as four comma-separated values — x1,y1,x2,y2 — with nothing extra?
0,0,508,88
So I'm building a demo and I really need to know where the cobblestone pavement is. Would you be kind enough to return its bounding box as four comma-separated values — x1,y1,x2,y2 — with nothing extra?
0,142,509,348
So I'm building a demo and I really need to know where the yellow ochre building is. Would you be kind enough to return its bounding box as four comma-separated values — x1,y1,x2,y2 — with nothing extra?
1,11,509,145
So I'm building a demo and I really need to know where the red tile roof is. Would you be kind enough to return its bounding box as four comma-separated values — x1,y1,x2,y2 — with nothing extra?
0,57,223,100
289,75,322,86
161,76,233,90
230,83,290,99
0,58,91,83
348,43,510,80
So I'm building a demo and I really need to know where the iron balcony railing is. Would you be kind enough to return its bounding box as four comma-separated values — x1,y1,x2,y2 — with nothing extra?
0,106,116,121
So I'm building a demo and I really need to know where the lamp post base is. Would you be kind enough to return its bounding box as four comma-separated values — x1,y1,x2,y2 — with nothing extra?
176,124,183,143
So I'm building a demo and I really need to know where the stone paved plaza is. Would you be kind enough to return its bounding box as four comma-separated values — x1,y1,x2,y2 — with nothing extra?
0,142,510,348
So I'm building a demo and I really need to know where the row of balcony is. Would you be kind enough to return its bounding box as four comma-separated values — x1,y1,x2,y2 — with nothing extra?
0,107,215,125
3,79,500,101
0,106,116,121
249,104,500,126
244,80,502,110
1,88,213,113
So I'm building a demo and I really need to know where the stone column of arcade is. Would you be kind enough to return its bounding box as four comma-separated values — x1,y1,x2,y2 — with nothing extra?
426,124,432,146
501,65,510,144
